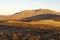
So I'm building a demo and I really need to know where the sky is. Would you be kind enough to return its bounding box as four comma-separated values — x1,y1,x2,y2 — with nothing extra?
0,0,60,15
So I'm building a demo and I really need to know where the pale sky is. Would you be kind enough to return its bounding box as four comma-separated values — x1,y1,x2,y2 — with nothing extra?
0,0,60,15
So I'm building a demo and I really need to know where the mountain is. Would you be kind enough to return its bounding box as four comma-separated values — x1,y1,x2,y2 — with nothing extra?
11,9,60,20
0,9,60,30
0,9,60,21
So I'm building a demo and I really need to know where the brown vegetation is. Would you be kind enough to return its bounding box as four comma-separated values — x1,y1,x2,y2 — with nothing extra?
0,20,60,30
0,29,60,40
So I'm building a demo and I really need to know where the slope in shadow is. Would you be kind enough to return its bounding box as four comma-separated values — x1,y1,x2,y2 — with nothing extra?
20,14,60,22
24,14,60,20
20,14,60,21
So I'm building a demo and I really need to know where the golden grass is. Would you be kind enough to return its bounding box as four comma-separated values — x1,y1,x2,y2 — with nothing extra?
30,20,60,27
0,20,60,30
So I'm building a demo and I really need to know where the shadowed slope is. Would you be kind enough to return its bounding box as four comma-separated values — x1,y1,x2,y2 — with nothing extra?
24,14,60,19
21,14,60,22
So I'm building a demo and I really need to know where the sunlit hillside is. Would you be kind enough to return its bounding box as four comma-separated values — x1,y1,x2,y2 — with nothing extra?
0,9,60,30
0,9,60,21
0,19,59,30
30,20,60,26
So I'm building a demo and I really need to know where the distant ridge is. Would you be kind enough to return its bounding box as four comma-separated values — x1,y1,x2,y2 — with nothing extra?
0,9,60,21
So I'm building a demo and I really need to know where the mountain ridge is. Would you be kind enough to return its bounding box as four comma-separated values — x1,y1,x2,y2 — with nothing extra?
0,9,60,21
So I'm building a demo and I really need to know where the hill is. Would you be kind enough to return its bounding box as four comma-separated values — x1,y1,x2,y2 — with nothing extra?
0,9,60,21
0,9,60,30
